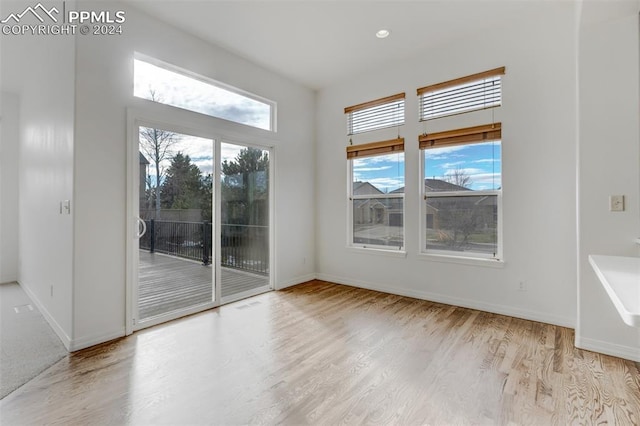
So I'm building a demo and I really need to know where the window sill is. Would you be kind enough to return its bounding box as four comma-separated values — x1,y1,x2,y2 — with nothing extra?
417,252,504,268
347,246,407,258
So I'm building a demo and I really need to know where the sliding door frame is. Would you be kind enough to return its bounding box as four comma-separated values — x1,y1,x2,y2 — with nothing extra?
125,102,277,335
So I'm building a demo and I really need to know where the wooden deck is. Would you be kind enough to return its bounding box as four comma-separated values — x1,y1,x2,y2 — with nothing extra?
138,251,269,320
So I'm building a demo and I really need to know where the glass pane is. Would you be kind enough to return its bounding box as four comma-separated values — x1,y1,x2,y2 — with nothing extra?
134,58,272,131
138,129,213,321
351,152,404,249
424,141,501,191
220,143,270,300
425,195,497,256
352,197,404,249
352,152,405,194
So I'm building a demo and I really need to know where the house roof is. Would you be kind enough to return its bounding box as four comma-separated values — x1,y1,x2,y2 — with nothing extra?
389,179,471,194
354,199,387,209
353,181,383,196
139,152,150,165
424,179,470,192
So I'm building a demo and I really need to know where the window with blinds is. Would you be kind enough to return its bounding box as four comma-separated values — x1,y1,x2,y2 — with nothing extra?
345,93,405,135
418,67,504,121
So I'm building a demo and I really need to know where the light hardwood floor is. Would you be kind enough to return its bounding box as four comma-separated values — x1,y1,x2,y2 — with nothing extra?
1,280,639,425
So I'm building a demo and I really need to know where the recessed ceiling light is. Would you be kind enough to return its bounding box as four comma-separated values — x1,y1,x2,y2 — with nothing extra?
376,29,390,39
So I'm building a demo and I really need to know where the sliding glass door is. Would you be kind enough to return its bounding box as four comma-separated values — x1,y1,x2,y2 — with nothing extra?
129,122,274,330
135,127,215,325
219,142,271,302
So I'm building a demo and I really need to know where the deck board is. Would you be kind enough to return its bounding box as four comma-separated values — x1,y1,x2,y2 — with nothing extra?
138,251,269,319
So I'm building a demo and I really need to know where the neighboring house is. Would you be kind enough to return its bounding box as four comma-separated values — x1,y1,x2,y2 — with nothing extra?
391,179,487,230
352,181,403,227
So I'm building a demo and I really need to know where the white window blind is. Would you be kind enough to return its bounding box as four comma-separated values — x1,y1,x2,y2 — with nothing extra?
418,67,505,121
345,93,405,135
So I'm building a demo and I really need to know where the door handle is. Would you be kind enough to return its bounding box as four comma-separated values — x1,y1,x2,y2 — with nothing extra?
136,217,147,239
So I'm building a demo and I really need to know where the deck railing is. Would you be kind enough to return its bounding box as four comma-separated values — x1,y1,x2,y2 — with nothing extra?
140,220,268,275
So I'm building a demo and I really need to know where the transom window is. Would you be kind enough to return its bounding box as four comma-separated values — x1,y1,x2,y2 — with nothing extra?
134,55,275,131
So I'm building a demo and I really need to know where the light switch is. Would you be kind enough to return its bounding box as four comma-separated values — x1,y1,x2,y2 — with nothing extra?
609,195,624,212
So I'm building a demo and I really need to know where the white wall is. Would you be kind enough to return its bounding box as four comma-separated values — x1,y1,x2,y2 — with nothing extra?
316,3,578,327
71,2,316,349
0,92,19,283
0,0,76,347
577,9,640,361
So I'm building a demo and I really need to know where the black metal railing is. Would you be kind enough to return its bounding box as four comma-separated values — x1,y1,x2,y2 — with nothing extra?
221,224,269,275
140,220,268,275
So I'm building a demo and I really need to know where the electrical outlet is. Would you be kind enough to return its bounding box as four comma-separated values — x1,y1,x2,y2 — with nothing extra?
610,195,624,212
518,281,526,292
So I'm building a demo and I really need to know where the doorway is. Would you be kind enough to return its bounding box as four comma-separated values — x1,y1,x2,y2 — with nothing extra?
127,118,273,331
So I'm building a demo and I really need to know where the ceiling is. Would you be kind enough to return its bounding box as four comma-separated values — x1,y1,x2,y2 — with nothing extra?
121,1,634,90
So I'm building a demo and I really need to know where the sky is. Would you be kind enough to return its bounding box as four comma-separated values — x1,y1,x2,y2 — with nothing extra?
353,153,405,193
140,129,265,188
423,142,502,191
134,58,271,131
353,142,501,193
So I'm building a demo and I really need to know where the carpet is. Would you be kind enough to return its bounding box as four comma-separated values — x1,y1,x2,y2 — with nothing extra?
0,282,68,399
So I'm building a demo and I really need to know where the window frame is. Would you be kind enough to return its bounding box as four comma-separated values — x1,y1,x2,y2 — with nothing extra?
419,135,503,262
347,147,406,253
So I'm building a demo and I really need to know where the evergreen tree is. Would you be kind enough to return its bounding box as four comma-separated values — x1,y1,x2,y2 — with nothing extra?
221,148,269,225
160,152,205,210
201,173,213,222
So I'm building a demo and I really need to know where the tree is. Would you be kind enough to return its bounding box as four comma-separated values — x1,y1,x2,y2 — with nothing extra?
436,197,481,249
437,168,479,249
221,147,269,178
200,173,213,222
221,148,269,225
138,91,179,219
160,153,205,210
444,167,472,188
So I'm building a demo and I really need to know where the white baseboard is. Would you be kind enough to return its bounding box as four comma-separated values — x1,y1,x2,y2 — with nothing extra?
19,281,72,351
69,329,126,352
316,273,575,329
275,273,317,290
575,336,640,362
19,280,125,352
